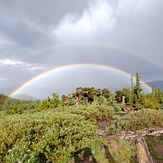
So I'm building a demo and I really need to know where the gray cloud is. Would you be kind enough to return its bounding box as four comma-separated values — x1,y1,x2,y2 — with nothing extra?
0,57,46,91
0,0,162,98
53,0,163,60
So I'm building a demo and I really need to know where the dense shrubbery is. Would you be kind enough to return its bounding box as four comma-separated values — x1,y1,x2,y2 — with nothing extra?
0,102,139,162
54,105,115,122
107,109,163,134
0,94,8,110
1,99,40,114
105,139,137,163
0,110,101,162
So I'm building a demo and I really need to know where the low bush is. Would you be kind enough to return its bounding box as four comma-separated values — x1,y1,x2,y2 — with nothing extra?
105,139,137,163
54,105,115,122
69,139,137,163
107,109,163,134
0,111,100,162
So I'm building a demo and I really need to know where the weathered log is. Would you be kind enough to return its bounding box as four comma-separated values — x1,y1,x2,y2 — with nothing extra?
135,138,154,163
99,124,163,140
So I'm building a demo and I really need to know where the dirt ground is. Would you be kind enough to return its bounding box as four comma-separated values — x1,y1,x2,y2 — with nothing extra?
151,144,163,163
152,144,163,155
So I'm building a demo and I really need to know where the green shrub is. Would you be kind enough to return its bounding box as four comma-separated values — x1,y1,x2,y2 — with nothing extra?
107,109,163,134
105,139,137,163
145,136,163,161
69,139,137,163
0,111,100,162
62,105,115,121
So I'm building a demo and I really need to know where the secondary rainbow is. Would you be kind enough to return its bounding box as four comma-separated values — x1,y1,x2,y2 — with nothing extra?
9,63,152,98
25,43,163,71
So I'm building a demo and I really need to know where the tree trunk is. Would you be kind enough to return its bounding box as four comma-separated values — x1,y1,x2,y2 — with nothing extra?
122,95,125,105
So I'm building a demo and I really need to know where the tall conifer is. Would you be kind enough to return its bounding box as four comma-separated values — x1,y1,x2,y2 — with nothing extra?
135,72,142,104
129,75,134,106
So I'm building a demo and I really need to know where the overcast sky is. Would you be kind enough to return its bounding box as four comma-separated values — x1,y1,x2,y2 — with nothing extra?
0,0,163,99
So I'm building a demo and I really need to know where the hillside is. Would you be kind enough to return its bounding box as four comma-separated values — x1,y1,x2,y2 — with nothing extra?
12,94,39,101
147,80,163,91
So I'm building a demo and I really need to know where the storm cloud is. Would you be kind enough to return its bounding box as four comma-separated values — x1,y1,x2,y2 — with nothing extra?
0,0,163,98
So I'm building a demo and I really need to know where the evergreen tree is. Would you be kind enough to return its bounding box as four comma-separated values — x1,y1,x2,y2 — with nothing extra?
129,75,135,106
134,73,142,105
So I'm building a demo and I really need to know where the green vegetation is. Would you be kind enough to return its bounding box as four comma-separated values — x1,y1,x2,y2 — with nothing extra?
0,94,8,110
105,139,137,163
0,73,163,162
145,136,163,161
0,110,100,162
107,109,163,134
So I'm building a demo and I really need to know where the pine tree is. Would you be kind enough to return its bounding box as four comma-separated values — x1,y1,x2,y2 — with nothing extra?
135,72,142,104
129,75,134,106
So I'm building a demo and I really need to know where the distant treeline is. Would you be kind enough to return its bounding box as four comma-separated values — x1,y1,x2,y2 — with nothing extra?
0,73,163,113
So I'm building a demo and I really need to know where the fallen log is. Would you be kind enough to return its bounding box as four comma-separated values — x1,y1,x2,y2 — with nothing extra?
99,127,163,140
135,138,154,163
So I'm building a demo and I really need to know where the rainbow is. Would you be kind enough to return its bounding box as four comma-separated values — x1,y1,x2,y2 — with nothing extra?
25,43,163,70
9,63,152,98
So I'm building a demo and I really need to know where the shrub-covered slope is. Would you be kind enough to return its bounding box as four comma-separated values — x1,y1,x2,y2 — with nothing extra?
107,109,163,134
0,110,100,162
